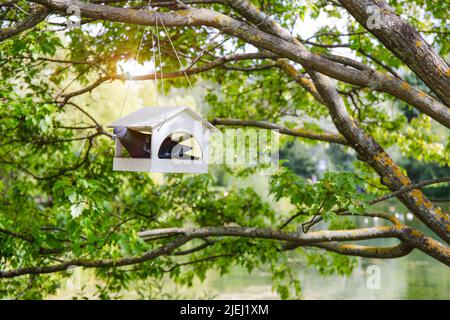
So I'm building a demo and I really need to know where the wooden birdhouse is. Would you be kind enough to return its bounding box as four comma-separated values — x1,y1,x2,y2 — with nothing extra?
108,107,217,173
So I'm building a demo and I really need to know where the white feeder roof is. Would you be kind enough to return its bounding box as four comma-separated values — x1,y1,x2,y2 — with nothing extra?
107,106,217,131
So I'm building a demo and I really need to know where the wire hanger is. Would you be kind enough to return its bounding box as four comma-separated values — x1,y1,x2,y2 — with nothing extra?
119,0,228,129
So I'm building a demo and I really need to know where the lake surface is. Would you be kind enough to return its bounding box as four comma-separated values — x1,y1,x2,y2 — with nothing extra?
210,250,450,299
209,210,450,300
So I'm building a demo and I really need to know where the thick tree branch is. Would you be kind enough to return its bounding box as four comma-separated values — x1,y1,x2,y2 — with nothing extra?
308,242,414,259
399,227,450,265
0,235,191,278
139,225,450,264
138,226,400,243
276,59,325,103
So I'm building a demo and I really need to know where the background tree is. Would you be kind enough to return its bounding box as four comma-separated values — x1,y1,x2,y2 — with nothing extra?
0,0,448,299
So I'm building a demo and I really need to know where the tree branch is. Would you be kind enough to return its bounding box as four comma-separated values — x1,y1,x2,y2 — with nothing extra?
2,221,449,279
59,52,276,102
113,52,277,81
211,118,348,145
0,235,191,278
0,4,48,42
309,242,413,259
138,226,400,243
370,175,450,205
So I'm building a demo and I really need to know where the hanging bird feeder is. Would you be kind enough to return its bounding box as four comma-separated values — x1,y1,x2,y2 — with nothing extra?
108,106,218,173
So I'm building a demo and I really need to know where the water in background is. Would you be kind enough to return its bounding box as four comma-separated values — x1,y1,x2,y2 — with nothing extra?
210,208,450,300
211,249,450,299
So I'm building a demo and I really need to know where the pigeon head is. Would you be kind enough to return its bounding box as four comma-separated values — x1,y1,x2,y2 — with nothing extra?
113,126,127,138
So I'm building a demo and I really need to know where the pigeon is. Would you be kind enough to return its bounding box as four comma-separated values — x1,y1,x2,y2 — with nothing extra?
113,127,151,158
158,137,199,160
114,126,199,160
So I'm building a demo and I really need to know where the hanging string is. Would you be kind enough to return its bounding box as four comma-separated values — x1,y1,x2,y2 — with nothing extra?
120,1,232,124
119,0,154,117
154,16,167,130
156,13,193,90
150,29,159,108
187,31,230,70
119,24,141,117
155,19,165,101
152,7,197,131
